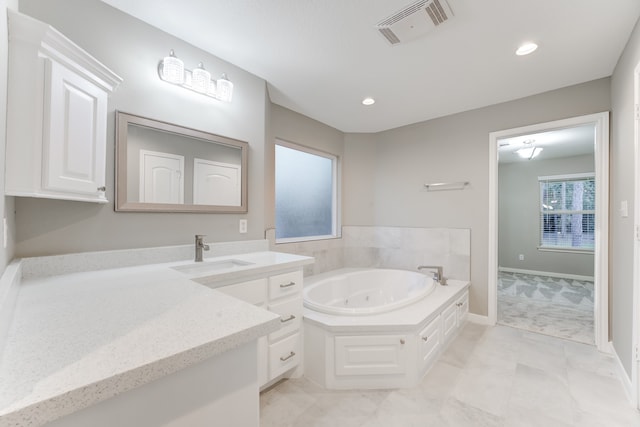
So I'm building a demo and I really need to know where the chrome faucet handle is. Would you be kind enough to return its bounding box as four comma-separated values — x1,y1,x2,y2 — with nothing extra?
417,265,446,285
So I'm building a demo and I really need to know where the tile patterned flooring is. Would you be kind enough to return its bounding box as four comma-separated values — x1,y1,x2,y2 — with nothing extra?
497,271,594,344
260,324,639,426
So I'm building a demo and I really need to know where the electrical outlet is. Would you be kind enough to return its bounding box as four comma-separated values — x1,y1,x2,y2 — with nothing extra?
518,254,524,261
239,219,248,234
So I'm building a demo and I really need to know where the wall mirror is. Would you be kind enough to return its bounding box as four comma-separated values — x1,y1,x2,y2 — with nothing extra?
115,111,248,213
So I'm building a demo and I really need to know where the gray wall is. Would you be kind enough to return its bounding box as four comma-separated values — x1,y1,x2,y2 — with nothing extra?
498,154,595,277
344,78,611,316
15,0,268,257
611,16,640,379
0,0,17,270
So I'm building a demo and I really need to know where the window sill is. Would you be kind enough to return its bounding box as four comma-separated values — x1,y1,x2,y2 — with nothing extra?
275,234,341,245
537,246,594,254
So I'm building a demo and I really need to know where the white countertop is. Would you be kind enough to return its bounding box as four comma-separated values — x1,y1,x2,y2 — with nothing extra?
0,251,313,427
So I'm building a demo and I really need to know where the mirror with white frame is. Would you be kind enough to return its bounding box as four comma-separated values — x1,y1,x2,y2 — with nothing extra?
115,112,248,213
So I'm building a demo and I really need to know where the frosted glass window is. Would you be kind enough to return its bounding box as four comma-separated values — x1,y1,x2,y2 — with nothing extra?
539,173,595,251
275,142,338,241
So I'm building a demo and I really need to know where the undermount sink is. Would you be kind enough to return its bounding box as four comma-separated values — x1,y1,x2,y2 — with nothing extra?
172,259,255,275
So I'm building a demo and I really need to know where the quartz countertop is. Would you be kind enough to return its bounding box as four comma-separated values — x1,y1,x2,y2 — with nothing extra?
0,251,313,427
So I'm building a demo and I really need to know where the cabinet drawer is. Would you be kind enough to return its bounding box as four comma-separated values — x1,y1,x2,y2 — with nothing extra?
217,278,267,306
418,316,441,367
335,334,407,376
268,271,303,300
268,297,302,341
269,332,301,379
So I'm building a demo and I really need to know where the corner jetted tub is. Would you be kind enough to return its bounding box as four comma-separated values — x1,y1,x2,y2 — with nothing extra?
302,268,470,390
303,268,435,315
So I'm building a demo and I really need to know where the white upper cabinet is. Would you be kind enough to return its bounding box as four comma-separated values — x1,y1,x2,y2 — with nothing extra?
6,10,122,203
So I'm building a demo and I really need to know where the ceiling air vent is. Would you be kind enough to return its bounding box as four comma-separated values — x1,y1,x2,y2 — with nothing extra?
376,0,454,45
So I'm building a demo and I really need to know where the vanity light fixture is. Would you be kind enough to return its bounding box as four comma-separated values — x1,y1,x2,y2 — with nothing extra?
362,97,375,106
158,50,234,102
516,42,538,56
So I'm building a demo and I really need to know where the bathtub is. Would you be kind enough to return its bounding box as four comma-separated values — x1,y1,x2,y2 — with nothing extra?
303,268,435,316
303,268,470,390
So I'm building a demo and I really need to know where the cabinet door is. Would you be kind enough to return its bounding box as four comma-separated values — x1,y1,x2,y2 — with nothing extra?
442,302,458,342
456,291,469,325
418,316,441,368
216,278,267,306
42,60,107,198
335,334,407,376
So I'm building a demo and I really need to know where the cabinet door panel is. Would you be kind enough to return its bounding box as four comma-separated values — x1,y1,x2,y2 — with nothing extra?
217,279,267,306
43,61,107,196
335,335,407,376
419,316,441,368
442,303,458,341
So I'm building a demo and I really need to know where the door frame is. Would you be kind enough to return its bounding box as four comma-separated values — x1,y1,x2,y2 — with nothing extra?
633,61,640,408
488,112,610,353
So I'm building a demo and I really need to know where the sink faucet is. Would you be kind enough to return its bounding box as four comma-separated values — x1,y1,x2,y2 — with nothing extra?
418,265,447,285
195,235,210,262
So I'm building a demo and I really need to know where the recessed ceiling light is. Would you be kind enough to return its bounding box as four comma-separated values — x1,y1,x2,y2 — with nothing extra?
516,42,538,56
362,97,375,106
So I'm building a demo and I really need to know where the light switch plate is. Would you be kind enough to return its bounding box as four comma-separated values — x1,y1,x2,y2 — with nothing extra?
621,200,628,218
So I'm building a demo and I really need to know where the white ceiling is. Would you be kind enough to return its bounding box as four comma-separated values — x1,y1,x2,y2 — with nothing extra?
497,125,595,164
100,0,640,133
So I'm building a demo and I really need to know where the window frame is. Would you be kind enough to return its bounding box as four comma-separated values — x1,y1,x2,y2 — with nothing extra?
274,139,341,244
538,172,595,253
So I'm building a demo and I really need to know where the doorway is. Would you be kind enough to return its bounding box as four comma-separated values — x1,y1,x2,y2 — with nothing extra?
488,112,610,352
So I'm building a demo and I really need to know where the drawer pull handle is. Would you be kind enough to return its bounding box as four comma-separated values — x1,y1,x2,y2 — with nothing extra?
280,351,296,362
280,281,296,288
280,315,296,323
97,186,106,192
422,336,429,342
400,338,405,345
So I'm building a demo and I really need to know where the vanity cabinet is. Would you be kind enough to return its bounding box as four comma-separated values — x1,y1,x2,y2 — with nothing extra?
216,269,304,388
5,10,122,203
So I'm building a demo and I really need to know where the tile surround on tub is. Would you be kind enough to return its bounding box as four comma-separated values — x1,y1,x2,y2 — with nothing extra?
21,239,269,279
268,226,470,280
343,226,471,281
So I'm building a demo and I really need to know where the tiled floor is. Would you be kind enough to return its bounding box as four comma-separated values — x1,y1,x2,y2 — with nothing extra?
260,324,639,426
497,271,594,344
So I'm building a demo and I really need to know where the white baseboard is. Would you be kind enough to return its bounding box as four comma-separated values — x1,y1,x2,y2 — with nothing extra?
498,266,594,282
467,313,492,325
609,341,636,405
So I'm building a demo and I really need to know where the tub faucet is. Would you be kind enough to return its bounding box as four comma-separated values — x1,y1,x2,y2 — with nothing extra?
195,234,210,262
418,265,447,285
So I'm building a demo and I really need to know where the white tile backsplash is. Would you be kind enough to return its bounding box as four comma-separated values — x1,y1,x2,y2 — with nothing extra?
269,226,470,280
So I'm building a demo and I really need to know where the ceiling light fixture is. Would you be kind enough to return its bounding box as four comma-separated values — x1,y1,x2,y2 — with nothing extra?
516,146,543,160
362,97,375,106
158,50,234,102
516,42,538,56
